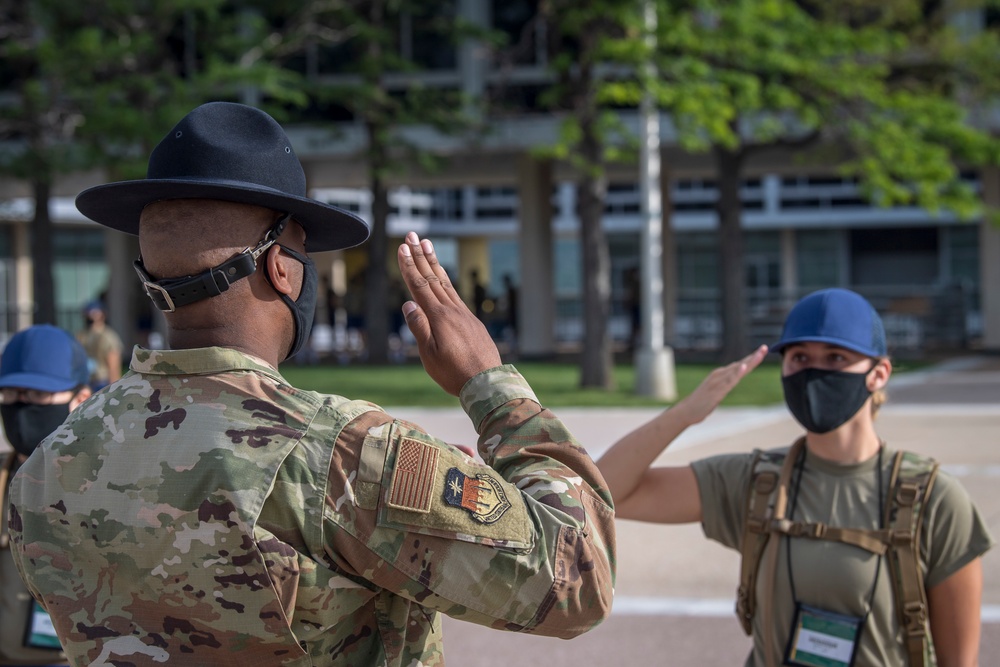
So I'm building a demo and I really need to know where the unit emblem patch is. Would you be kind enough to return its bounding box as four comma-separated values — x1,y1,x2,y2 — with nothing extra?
443,467,511,524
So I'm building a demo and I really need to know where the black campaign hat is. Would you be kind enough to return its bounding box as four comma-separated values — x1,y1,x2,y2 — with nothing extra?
76,102,370,252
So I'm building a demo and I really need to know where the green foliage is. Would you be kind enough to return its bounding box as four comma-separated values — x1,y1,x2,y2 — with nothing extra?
0,0,293,182
531,0,646,172
633,0,1000,217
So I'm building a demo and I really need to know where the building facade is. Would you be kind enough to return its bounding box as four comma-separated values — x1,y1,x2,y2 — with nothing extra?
1,0,998,359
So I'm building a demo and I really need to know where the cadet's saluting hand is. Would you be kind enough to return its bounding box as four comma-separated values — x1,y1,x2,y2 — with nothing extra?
398,231,502,396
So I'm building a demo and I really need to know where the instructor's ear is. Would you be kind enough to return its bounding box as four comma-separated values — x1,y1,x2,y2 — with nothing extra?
265,245,295,296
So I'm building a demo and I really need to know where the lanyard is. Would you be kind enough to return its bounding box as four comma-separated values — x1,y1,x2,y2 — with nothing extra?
786,445,884,620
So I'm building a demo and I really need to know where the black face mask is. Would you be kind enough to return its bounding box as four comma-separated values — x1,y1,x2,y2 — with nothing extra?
781,368,873,434
1,402,71,456
266,245,317,361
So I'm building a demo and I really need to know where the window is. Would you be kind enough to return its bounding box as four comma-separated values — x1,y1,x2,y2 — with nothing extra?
492,0,544,67
797,229,844,289
54,229,110,332
850,227,938,286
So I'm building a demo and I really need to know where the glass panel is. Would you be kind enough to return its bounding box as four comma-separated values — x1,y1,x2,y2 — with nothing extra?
409,2,458,70
553,238,580,297
53,229,110,333
797,229,842,289
488,239,519,290
676,232,718,290
491,0,542,66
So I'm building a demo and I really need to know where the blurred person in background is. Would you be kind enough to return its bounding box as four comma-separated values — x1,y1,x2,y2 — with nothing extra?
0,325,91,667
76,300,123,391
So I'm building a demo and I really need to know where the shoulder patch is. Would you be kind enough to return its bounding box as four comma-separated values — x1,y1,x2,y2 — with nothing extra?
443,468,511,524
387,437,439,513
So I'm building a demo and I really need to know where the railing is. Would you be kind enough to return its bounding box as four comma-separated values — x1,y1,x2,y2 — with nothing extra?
552,283,979,353
311,172,974,236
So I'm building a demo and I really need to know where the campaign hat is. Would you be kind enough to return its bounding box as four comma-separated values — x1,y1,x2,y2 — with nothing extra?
0,325,90,392
75,102,370,253
773,288,887,357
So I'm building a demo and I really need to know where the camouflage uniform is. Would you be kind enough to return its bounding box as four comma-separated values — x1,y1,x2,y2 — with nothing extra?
8,347,615,667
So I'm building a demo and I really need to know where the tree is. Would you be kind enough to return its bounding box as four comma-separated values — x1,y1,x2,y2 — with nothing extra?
0,1,293,326
0,0,93,324
535,0,644,389
636,0,1000,360
256,0,483,365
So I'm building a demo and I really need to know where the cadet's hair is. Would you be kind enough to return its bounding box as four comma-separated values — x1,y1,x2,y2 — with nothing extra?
870,355,890,418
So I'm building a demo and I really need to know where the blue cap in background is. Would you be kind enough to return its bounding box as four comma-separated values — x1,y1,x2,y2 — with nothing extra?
773,288,887,357
0,325,91,392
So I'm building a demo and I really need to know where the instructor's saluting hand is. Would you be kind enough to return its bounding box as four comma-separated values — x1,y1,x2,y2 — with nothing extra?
398,231,502,396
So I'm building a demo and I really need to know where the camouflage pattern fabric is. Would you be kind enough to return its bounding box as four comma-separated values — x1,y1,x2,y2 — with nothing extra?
0,453,69,666
8,346,615,666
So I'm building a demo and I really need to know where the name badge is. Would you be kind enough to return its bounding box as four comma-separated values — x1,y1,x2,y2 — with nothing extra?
25,601,62,650
785,603,863,667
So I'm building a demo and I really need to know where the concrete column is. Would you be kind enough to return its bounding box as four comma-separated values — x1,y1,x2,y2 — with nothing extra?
12,222,32,330
517,154,555,358
980,166,1000,350
780,227,797,305
763,174,781,216
105,231,139,351
458,0,489,115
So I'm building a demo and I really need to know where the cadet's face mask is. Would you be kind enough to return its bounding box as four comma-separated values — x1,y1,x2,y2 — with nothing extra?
781,365,875,434
1,401,72,456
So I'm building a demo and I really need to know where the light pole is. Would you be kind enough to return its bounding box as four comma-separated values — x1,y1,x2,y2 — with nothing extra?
635,0,677,400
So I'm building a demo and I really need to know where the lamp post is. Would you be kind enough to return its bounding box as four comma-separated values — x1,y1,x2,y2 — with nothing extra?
635,0,677,400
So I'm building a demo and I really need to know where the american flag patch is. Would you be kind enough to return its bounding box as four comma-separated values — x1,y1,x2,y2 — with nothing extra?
387,438,439,513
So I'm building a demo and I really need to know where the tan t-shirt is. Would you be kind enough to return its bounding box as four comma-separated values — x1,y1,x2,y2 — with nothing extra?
77,326,123,384
692,445,995,667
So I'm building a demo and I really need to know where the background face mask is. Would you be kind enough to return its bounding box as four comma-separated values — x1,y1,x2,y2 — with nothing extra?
1,402,70,456
781,368,872,434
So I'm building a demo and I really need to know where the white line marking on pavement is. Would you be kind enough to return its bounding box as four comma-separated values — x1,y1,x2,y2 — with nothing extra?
611,597,1000,623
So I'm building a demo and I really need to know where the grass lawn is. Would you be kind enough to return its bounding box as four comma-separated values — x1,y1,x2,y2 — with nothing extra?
279,358,788,408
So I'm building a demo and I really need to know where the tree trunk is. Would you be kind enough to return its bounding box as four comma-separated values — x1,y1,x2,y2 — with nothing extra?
364,122,390,365
361,0,390,365
31,179,56,325
578,173,613,389
714,146,747,362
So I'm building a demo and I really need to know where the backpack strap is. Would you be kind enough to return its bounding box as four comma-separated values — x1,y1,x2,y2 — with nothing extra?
767,519,890,555
735,438,803,639
885,450,939,667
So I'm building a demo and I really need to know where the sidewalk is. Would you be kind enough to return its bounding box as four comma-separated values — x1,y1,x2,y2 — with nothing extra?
397,355,1000,665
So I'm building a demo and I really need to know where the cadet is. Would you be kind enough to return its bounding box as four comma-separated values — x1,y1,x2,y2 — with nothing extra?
0,325,92,667
598,288,993,666
8,102,615,667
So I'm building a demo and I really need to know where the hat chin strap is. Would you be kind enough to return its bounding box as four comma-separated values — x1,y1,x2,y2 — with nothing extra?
135,214,289,313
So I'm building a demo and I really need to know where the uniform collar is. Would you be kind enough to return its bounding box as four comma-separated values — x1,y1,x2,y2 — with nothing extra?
129,346,284,383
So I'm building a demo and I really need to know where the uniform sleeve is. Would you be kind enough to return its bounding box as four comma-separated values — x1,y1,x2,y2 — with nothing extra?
921,470,995,589
690,453,755,551
321,365,615,639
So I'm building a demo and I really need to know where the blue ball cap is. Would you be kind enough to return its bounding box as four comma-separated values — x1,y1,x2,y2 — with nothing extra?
773,288,887,358
0,325,91,392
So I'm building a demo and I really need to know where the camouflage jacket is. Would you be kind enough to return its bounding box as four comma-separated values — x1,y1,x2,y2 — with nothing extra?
8,347,615,667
